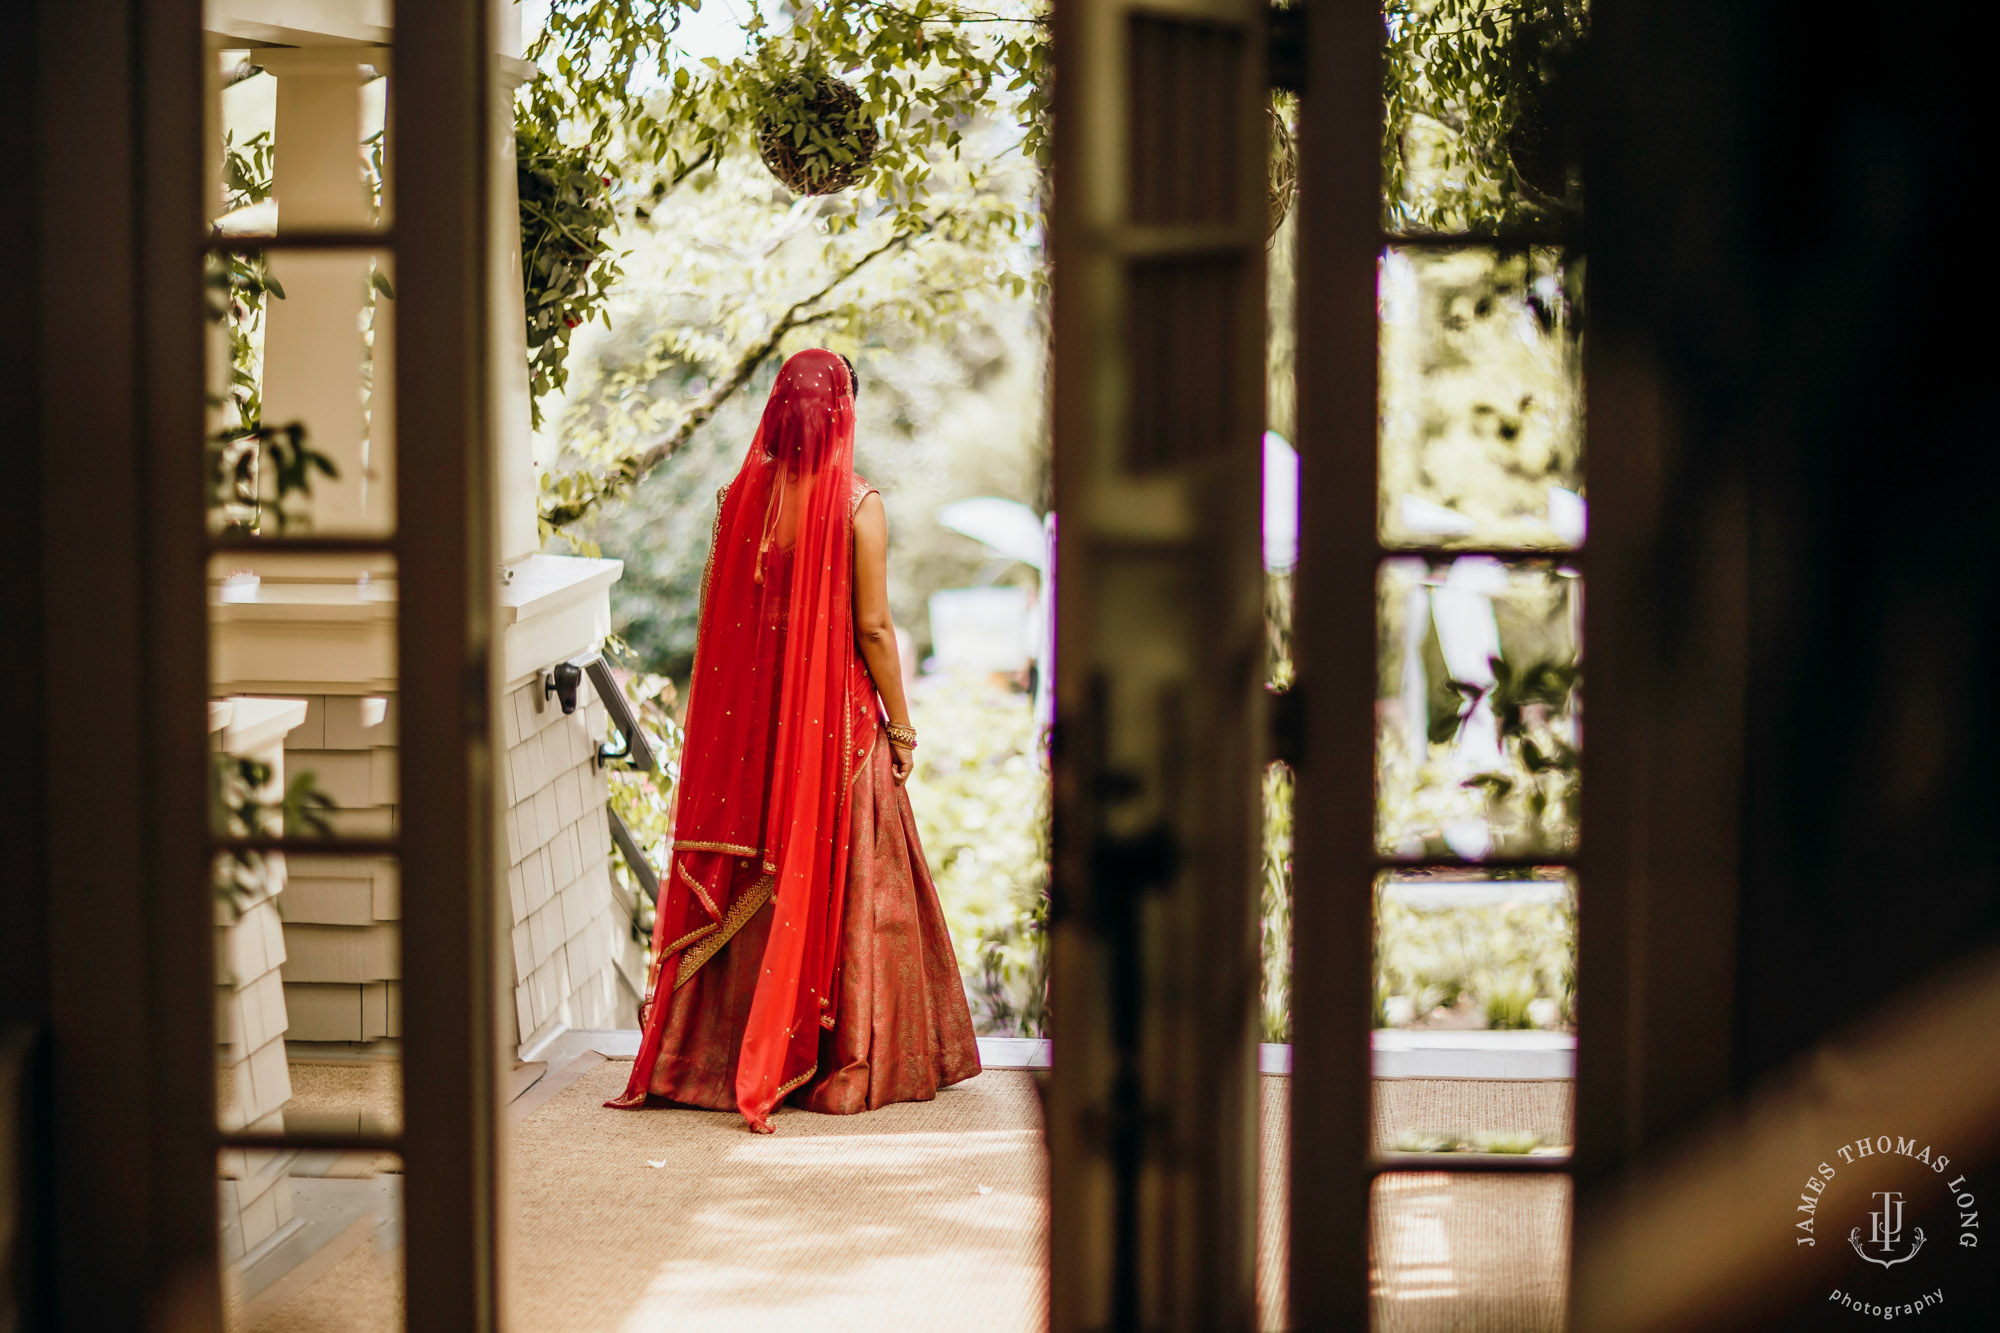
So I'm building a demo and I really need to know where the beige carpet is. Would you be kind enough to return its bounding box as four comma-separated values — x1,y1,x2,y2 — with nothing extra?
510,1060,1048,1332
1259,1074,1290,1330
1260,1080,1568,1333
236,1064,1566,1331
1373,1078,1572,1152
231,1231,405,1333
1371,1172,1570,1333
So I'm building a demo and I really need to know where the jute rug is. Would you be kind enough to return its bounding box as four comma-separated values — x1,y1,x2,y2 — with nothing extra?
240,1062,1565,1331
510,1060,1048,1332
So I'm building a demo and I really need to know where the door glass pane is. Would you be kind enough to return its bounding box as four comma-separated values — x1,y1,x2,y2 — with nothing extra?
1379,246,1583,550
207,246,397,540
1376,556,1580,860
212,46,390,236
1374,871,1573,1156
1370,1172,1570,1330
220,1147,403,1332
209,553,401,843
211,546,404,1134
1381,4,1585,233
214,846,404,1139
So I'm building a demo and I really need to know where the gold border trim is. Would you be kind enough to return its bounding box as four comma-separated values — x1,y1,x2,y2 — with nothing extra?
663,921,717,954
775,1060,818,1101
673,839,761,858
673,872,776,991
851,724,879,792
676,858,721,918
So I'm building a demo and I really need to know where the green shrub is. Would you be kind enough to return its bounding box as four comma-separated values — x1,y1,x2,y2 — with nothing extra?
907,671,1050,1037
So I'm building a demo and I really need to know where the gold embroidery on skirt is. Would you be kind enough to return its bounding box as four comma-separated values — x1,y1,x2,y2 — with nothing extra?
672,871,776,990
664,921,717,954
775,1060,818,1101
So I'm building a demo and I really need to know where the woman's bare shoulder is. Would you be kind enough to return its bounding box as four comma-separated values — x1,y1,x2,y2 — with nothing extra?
850,476,883,532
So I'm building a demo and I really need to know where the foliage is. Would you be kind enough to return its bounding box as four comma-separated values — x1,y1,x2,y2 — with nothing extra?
517,111,625,427
1259,764,1294,1043
1384,0,1588,233
525,0,1051,219
1375,880,1574,1030
1260,565,1297,1042
1439,653,1580,839
210,754,336,917
561,180,1048,670
1378,561,1581,858
597,639,688,951
1379,246,1583,547
523,0,1049,533
907,672,1048,1036
538,134,1039,539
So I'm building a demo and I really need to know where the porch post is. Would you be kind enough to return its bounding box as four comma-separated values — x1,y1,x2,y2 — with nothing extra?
258,47,393,535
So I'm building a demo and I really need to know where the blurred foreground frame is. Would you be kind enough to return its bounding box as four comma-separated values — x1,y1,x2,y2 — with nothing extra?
1570,0,2000,1326
1573,948,2000,1331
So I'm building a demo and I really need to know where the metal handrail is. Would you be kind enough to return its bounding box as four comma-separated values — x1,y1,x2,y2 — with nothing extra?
583,653,658,772
606,805,658,906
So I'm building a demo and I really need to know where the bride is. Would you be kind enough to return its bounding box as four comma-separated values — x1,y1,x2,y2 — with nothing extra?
607,348,980,1133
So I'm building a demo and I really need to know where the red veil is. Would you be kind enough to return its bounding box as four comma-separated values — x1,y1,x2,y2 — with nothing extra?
609,349,874,1131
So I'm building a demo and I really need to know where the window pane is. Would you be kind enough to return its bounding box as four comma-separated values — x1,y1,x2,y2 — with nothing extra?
1374,871,1574,1156
1381,5,1585,234
1379,246,1584,550
1370,1172,1569,1330
1376,556,1580,860
206,246,396,540
211,48,390,237
219,1148,403,1331
210,553,400,845
214,847,403,1139
210,552,404,1133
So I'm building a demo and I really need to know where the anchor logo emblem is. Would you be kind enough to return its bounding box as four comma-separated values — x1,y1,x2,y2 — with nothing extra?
1849,1190,1927,1268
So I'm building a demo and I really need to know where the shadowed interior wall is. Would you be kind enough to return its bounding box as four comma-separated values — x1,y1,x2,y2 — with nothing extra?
0,5,49,1327
1586,0,2000,1089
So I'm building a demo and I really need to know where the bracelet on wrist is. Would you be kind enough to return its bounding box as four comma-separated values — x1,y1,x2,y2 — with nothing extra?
885,722,918,749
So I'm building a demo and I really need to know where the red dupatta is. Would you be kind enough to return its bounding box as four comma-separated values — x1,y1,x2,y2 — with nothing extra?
609,349,871,1131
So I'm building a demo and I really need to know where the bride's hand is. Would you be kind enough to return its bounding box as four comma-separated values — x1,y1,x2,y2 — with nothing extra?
889,739,914,785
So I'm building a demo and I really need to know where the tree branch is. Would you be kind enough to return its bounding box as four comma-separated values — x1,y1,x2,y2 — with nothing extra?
667,145,716,191
542,227,920,530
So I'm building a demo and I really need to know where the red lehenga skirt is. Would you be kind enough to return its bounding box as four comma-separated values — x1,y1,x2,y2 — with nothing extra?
627,724,982,1114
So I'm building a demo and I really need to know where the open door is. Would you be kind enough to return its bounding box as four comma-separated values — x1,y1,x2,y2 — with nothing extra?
85,1,508,1326
1047,0,1272,1328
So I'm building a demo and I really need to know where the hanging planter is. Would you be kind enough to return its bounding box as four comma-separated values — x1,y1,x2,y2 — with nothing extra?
758,76,881,196
1268,104,1298,242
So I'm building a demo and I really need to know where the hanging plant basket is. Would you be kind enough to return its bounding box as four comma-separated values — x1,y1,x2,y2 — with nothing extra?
758,76,881,196
1268,104,1298,242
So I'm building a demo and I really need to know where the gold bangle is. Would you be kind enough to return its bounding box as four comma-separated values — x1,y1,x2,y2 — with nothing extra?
885,722,918,749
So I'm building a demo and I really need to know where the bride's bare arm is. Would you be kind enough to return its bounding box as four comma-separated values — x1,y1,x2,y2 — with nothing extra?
852,491,914,784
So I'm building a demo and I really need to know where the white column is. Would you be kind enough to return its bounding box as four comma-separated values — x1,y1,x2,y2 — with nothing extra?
258,48,389,536
493,52,540,563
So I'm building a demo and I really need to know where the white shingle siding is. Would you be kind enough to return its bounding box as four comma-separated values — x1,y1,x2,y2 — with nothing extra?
261,668,634,1059
497,670,637,1051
